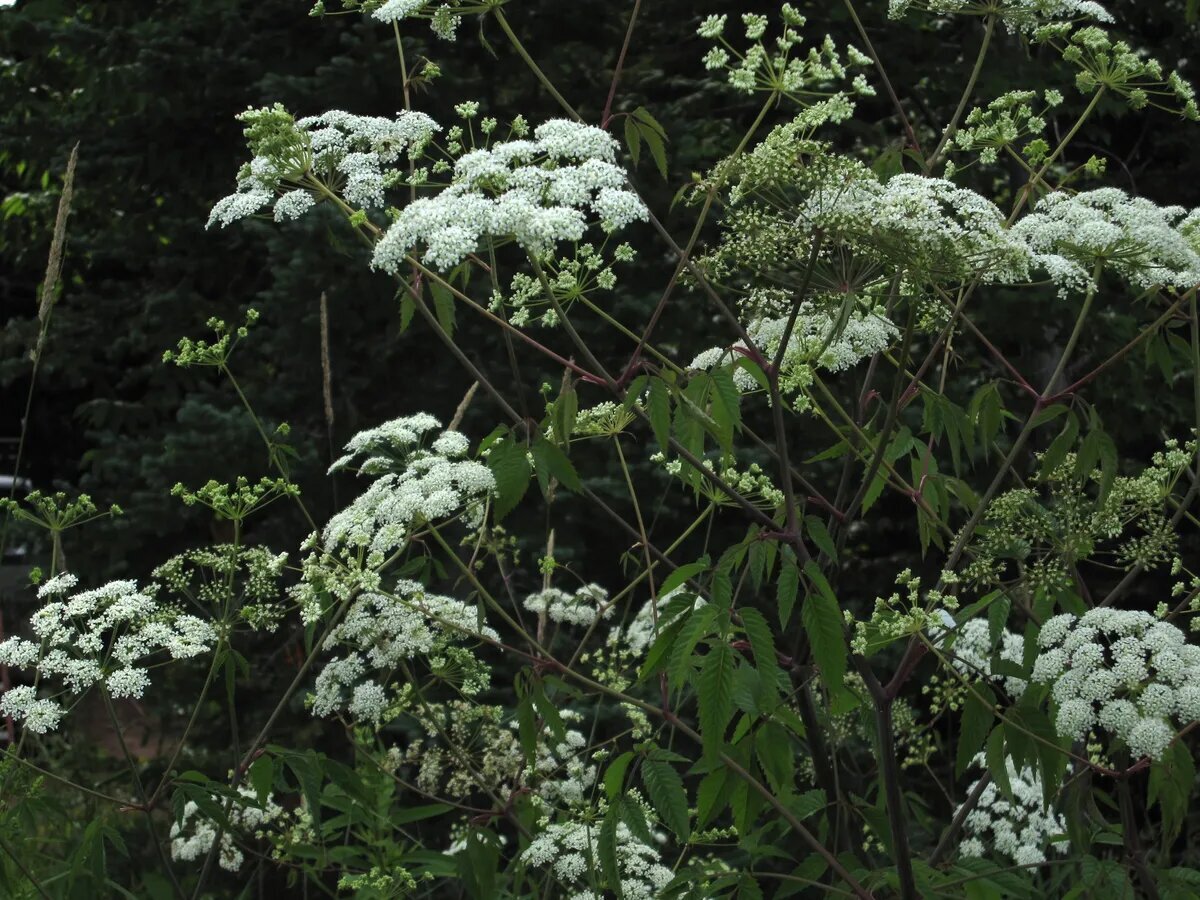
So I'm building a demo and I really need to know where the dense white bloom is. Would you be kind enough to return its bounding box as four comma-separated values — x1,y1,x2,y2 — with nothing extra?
373,120,645,273
950,619,1027,698
524,584,614,627
690,294,899,403
322,415,494,564
208,186,273,228
170,786,284,872
209,106,439,227
519,709,598,807
311,581,496,722
889,0,1111,32
0,577,217,733
0,686,64,734
370,0,425,23
273,189,316,221
801,173,1033,284
522,820,673,899
958,754,1066,865
1012,189,1200,294
606,587,705,658
1030,607,1200,758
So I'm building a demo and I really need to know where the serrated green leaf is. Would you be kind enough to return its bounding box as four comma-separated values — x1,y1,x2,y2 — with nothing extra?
696,767,729,828
632,105,666,138
738,874,764,900
861,466,889,514
754,721,794,795
804,515,836,563
624,115,641,168
957,684,995,776
551,379,578,446
642,757,690,840
738,606,781,692
430,280,456,338
604,751,635,801
777,547,799,627
398,290,415,333
788,787,827,823
647,376,671,452
699,642,734,761
658,556,710,601
488,438,530,521
638,614,688,683
1031,402,1070,428
1038,413,1079,480
531,434,582,493
669,603,720,690
641,125,669,179
249,755,274,806
801,562,847,698
710,366,741,452
599,801,623,893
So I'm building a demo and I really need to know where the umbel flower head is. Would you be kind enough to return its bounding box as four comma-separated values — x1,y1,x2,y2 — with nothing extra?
207,103,440,227
699,136,1034,293
1012,189,1200,294
949,618,1027,699
957,754,1067,865
0,574,217,733
521,818,674,900
888,0,1112,33
310,580,497,724
1030,607,1200,759
312,0,464,41
322,413,495,564
688,287,900,407
371,119,648,273
523,583,614,627
170,785,286,872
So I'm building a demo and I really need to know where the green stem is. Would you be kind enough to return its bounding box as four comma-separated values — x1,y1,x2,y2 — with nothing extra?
1010,89,1104,222
146,641,225,810
0,832,52,900
927,16,995,169
101,688,186,899
494,8,580,120
940,260,1103,578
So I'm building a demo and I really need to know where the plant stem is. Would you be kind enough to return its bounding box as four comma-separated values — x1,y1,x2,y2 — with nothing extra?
927,16,995,169
493,8,580,120
600,0,642,129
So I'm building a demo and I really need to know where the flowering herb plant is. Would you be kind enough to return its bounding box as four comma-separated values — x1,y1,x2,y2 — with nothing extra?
4,1,1200,898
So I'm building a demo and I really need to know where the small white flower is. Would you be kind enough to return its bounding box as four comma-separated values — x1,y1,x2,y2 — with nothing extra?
1031,608,1200,759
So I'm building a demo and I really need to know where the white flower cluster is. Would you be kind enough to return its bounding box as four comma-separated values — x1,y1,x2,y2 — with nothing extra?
606,588,705,659
949,88,1064,168
323,414,494,565
368,0,459,39
170,786,284,872
696,7,874,100
950,618,1027,699
521,709,599,809
888,0,1111,32
958,755,1067,866
1030,608,1200,759
521,820,673,900
372,119,647,272
802,173,1034,285
690,296,899,403
523,583,614,627
311,580,497,724
208,105,439,227
1012,189,1200,294
0,575,216,733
